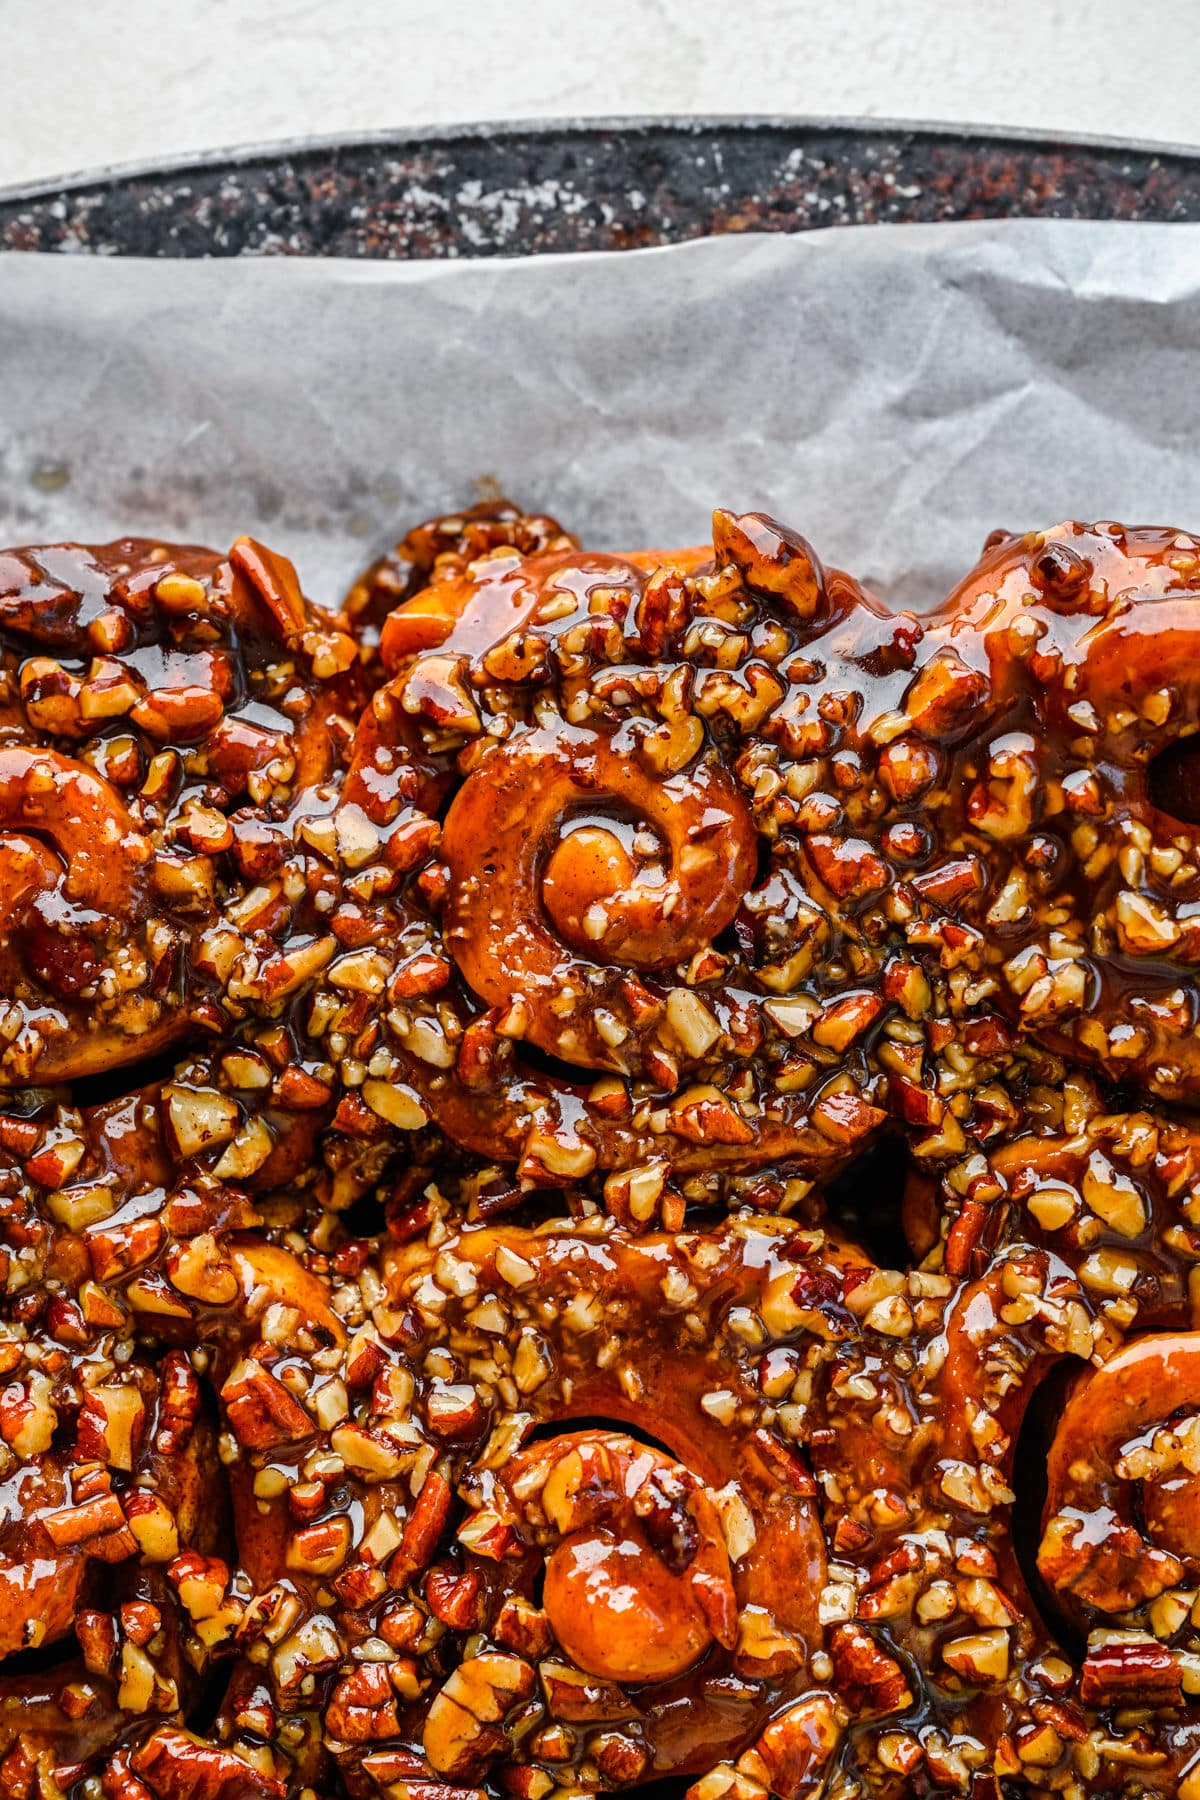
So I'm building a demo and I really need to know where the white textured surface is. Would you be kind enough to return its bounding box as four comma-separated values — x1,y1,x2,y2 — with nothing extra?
6,225,1200,602
2,0,1198,192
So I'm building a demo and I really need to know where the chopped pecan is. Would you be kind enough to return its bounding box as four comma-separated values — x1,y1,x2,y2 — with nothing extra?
390,1467,452,1584
221,1358,316,1449
426,1563,487,1631
156,1352,201,1455
130,1728,286,1800
423,1654,536,1779
828,1624,912,1717
1080,1635,1183,1706
325,1662,401,1744
735,1693,842,1800
537,1661,637,1723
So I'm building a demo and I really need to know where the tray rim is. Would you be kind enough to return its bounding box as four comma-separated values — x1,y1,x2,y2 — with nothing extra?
2,111,1199,210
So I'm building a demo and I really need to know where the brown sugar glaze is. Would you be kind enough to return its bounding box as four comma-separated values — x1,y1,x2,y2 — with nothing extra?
5,506,1200,1798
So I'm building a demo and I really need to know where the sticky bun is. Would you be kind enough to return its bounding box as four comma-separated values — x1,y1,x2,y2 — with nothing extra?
5,508,1200,1800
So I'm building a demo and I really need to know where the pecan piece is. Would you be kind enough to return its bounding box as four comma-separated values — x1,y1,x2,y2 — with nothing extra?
423,1655,536,1779
220,1358,315,1449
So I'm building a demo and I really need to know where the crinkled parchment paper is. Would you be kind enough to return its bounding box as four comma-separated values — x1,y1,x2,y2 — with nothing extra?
2,221,1199,610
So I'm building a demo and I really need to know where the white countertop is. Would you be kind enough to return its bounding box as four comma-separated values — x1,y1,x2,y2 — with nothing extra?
3,0,1197,194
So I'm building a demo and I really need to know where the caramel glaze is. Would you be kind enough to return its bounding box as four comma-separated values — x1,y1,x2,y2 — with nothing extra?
9,505,1200,1799
300,512,1200,1200
342,501,581,669
0,534,365,1089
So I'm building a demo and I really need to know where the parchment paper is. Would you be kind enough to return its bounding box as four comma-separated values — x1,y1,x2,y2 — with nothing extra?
2,220,1200,612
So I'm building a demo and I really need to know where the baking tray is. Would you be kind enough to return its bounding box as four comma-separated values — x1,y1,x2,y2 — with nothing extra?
1,116,1199,257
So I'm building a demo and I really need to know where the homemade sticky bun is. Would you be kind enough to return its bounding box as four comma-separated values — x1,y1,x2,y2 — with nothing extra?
4,508,1200,1799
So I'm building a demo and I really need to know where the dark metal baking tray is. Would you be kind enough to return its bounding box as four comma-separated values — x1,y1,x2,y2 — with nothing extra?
1,117,1198,258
